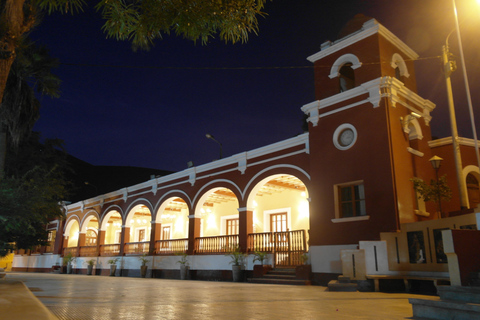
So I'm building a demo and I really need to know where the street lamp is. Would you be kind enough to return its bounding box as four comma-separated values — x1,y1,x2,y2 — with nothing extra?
444,0,480,209
206,133,223,159
429,155,444,218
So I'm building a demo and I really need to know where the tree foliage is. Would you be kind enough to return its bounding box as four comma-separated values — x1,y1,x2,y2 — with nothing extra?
0,133,69,257
1,38,60,146
40,0,268,50
0,0,268,104
411,175,452,204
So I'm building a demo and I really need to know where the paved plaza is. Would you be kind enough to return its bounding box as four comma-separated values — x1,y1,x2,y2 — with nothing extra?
5,273,439,319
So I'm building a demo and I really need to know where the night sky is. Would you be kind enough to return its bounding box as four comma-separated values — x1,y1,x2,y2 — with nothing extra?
30,0,480,172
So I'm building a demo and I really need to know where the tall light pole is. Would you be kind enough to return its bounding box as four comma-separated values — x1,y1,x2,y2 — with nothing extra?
448,0,480,207
442,40,469,209
206,133,223,160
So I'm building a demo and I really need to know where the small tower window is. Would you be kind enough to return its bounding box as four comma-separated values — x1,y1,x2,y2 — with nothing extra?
395,67,401,81
391,53,410,80
339,63,355,92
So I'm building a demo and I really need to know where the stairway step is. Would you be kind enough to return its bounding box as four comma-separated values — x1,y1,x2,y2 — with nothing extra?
262,274,296,280
437,286,480,304
410,298,480,320
338,276,351,283
247,278,310,286
328,280,357,292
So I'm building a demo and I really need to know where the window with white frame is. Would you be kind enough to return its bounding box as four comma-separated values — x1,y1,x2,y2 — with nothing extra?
336,181,366,218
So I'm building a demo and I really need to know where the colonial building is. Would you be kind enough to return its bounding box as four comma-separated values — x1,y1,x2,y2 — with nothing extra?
14,16,480,286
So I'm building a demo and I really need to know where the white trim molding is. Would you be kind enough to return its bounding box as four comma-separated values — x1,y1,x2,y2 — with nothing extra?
307,19,418,63
329,53,362,79
391,53,410,78
302,77,435,127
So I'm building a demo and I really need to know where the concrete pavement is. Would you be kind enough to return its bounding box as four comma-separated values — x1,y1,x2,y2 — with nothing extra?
3,272,440,319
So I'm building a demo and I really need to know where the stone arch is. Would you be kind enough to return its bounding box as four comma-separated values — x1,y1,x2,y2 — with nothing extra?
154,190,192,222
64,215,81,235
244,165,311,208
406,117,423,140
125,201,153,244
193,179,243,217
244,167,310,236
391,53,410,78
125,198,154,222
329,53,362,79
80,209,100,233
100,206,124,231
64,215,81,248
463,165,480,209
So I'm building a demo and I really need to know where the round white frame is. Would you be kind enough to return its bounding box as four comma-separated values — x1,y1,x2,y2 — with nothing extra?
333,123,358,150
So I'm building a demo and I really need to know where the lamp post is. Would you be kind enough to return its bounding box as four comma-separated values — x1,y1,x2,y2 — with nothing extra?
206,133,223,159
429,155,444,218
444,0,480,209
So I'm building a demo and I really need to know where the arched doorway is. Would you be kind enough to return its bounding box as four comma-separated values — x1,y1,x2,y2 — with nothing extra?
247,174,310,266
125,205,152,254
99,210,122,256
64,219,80,256
467,173,480,209
155,197,190,254
79,214,99,257
194,187,240,253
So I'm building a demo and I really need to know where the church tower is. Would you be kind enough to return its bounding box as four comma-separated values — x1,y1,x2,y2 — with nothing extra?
302,16,436,249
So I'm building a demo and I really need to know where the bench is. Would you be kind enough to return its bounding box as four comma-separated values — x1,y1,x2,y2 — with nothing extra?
366,274,450,293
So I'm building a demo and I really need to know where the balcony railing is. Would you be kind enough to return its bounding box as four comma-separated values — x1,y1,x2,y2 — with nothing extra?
79,246,97,257
155,239,188,255
63,247,78,257
124,241,149,255
194,235,239,254
247,232,275,252
274,230,307,266
99,244,120,256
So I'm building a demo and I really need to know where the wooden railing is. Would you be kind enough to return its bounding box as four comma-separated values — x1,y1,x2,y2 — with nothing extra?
155,239,188,255
124,241,149,255
99,244,120,256
45,242,54,253
247,232,275,252
274,230,307,267
63,247,78,257
30,245,43,254
194,235,239,254
79,246,97,257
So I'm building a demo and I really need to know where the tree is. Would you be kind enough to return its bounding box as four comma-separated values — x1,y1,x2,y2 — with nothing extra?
0,0,268,104
0,133,69,257
0,37,61,177
411,175,452,218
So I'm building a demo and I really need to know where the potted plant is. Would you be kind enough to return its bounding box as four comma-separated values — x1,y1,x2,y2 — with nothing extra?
108,258,120,277
226,245,245,282
138,253,149,278
175,252,189,280
295,252,312,280
252,251,272,278
62,252,76,274
85,259,96,275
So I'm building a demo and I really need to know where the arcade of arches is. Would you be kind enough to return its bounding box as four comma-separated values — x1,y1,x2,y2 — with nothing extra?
60,174,310,266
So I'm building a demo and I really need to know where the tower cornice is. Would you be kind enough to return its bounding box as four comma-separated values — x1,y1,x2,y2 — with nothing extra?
307,19,419,63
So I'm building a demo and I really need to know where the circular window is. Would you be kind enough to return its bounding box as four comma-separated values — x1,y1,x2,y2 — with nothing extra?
333,124,357,150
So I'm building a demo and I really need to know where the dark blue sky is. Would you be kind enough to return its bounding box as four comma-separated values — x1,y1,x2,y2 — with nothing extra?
30,0,480,172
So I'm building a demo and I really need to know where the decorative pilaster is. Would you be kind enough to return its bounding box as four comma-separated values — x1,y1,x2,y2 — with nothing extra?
187,216,201,255
238,207,253,253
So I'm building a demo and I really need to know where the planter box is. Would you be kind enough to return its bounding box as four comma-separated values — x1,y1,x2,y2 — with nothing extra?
295,265,312,280
253,265,272,278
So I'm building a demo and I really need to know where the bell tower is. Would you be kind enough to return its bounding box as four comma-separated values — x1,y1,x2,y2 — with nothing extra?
302,16,436,248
